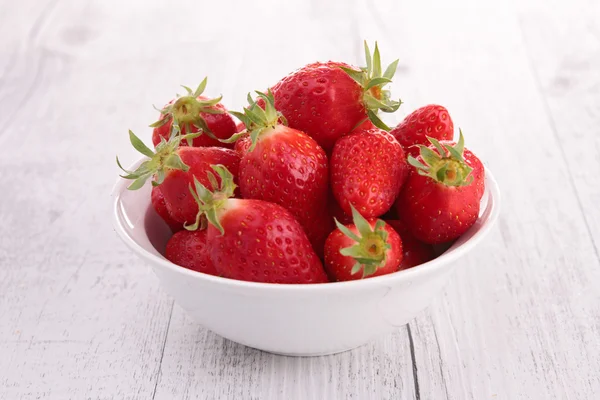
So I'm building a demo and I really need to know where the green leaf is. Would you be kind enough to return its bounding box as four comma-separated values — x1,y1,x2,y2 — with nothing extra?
363,40,372,74
181,85,193,95
372,42,382,78
340,66,365,85
455,129,465,155
149,116,169,128
127,175,149,190
128,130,155,158
407,155,428,170
154,169,165,186
335,218,362,243
365,77,392,90
420,146,441,167
206,208,224,235
164,154,189,172
428,137,446,156
195,77,208,96
350,204,372,237
367,110,391,131
383,59,399,80
206,171,218,189
351,262,363,275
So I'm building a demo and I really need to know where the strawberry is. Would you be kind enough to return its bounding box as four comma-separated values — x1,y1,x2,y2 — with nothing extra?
324,206,402,281
395,131,484,244
165,230,218,276
151,186,183,232
330,127,408,218
227,91,329,252
233,134,252,157
390,105,454,157
385,220,435,269
117,127,240,225
268,42,401,152
328,191,352,225
151,78,236,149
187,165,328,284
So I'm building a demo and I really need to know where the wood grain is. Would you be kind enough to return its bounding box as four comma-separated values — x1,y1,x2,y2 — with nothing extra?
0,0,599,398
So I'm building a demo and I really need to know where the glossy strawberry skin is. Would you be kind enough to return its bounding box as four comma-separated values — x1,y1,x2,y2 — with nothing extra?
324,220,402,282
331,128,408,218
395,144,485,244
238,125,329,251
161,147,240,225
208,199,328,284
390,105,454,157
165,230,218,276
385,220,435,269
152,96,236,149
234,135,252,157
270,62,365,152
151,186,183,232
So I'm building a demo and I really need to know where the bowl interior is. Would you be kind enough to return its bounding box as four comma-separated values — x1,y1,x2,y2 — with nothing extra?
112,160,501,289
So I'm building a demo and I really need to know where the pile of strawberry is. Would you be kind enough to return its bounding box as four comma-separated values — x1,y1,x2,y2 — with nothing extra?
117,42,485,284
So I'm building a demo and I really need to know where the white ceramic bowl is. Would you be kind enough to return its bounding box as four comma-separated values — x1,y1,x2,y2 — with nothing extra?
112,158,500,356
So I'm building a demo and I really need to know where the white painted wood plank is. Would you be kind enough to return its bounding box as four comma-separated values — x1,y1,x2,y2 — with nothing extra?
0,1,175,398
359,0,600,399
152,308,415,400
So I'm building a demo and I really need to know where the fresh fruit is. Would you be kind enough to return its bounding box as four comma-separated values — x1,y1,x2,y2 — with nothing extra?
165,230,218,276
187,165,328,284
385,220,435,269
227,91,329,252
268,41,401,152
324,206,402,281
328,191,352,225
117,127,240,225
395,131,484,244
233,134,252,156
151,186,183,232
391,105,453,156
330,127,408,218
151,78,236,148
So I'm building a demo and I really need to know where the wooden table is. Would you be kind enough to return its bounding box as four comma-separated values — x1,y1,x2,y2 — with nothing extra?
1,0,599,398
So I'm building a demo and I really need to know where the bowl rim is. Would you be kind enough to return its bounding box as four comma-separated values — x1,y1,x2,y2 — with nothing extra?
112,157,501,292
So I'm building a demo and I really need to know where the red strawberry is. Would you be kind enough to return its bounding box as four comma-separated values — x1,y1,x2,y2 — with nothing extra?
151,78,236,149
352,119,376,134
233,134,252,157
324,206,402,281
228,91,329,252
235,121,246,133
331,127,408,218
151,186,183,232
268,42,401,152
390,105,454,157
165,230,218,276
117,128,240,225
328,191,352,225
395,131,484,244
385,220,435,269
187,166,328,284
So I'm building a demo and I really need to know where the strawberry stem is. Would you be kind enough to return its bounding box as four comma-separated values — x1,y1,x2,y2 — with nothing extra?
340,41,402,131
149,77,223,142
185,164,237,233
222,90,287,152
116,125,200,190
407,129,474,187
334,205,391,278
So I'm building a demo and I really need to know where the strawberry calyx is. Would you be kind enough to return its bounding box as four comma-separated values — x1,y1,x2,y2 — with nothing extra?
150,77,224,145
222,90,287,152
340,41,402,131
334,205,392,278
186,164,237,234
116,125,201,190
407,129,474,187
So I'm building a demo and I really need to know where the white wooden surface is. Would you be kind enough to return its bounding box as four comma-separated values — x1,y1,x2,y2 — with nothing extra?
1,0,599,398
